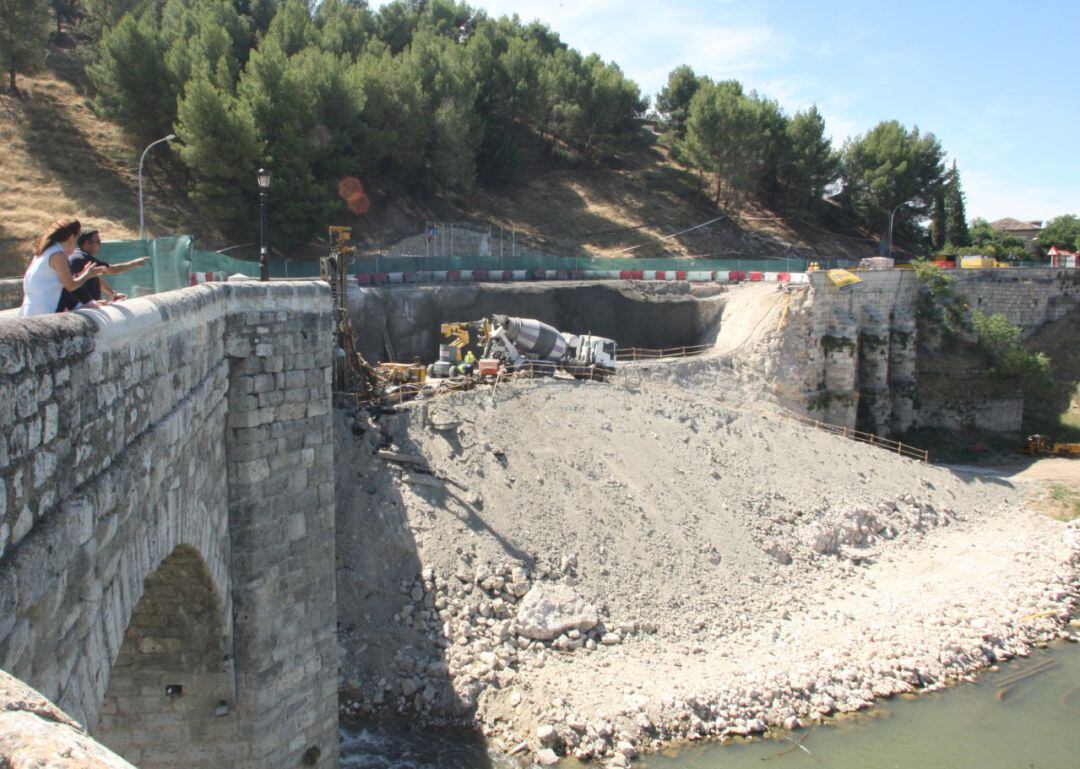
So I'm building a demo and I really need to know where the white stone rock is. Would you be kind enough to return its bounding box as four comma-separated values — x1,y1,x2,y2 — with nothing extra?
516,584,599,641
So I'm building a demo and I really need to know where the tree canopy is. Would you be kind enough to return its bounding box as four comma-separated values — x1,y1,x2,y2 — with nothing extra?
72,1,980,249
839,120,946,243
1037,214,1080,254
87,0,648,240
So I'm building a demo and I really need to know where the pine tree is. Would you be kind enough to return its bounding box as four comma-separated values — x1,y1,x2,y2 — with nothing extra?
943,161,970,247
0,0,50,93
681,80,756,204
655,65,704,140
175,68,263,228
840,121,946,238
780,106,839,214
89,13,177,143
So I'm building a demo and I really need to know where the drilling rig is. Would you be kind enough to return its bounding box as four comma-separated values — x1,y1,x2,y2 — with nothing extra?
321,226,380,398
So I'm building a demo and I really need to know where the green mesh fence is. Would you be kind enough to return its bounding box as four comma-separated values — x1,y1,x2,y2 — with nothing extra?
96,235,845,298
345,253,833,274
97,236,319,296
95,235,195,297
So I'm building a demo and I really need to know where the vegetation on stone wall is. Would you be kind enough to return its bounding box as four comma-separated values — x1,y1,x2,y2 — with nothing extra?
820,333,856,355
912,258,1051,391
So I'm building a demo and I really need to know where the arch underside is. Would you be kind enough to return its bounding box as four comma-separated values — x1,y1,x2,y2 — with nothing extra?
94,544,238,768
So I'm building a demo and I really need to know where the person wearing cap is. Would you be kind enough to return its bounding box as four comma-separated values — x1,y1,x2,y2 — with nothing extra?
56,229,149,311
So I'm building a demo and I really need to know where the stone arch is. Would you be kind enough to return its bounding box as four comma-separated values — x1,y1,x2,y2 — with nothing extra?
93,544,238,768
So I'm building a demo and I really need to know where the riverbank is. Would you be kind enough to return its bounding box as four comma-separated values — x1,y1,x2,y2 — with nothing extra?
340,643,1080,769
333,373,1079,767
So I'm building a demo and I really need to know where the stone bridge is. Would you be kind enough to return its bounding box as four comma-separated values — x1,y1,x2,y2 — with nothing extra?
0,283,338,768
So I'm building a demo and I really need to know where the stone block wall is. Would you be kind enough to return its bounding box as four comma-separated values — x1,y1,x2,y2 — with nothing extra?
951,268,1080,335
223,296,338,769
795,268,1078,435
0,282,338,769
0,279,21,311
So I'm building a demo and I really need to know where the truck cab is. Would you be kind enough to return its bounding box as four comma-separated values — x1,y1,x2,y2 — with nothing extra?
565,334,617,370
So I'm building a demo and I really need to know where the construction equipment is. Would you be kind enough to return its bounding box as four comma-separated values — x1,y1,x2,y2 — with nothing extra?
960,255,999,269
322,226,381,399
1021,435,1080,458
375,361,427,386
826,269,863,291
434,315,617,380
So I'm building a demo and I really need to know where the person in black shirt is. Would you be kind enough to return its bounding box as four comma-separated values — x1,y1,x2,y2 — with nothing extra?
56,230,149,311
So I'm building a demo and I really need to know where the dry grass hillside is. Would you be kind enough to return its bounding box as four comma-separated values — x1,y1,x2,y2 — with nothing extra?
0,39,205,276
2,37,875,277
453,128,874,262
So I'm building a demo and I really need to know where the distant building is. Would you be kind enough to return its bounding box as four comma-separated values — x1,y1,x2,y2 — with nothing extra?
1047,246,1078,268
989,217,1042,243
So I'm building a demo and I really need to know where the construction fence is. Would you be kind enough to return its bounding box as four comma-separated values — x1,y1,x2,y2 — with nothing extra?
95,236,321,297
95,235,852,298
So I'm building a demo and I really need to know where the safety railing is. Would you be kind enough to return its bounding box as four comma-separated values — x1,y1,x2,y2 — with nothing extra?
617,343,713,361
790,414,930,462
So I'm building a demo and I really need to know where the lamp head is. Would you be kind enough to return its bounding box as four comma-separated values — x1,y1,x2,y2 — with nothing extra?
257,168,271,191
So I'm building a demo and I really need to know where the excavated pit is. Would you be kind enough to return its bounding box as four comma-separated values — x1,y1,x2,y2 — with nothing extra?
347,281,727,363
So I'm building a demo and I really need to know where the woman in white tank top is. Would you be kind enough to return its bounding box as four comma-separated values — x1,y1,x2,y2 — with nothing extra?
18,218,108,317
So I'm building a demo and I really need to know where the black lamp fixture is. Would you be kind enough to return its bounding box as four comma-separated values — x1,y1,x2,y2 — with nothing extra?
257,167,271,281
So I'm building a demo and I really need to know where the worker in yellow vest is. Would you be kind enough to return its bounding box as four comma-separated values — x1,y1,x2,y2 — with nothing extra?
458,350,477,376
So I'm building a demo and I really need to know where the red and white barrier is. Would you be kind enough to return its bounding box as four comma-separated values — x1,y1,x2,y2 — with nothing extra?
189,271,226,285
353,268,808,287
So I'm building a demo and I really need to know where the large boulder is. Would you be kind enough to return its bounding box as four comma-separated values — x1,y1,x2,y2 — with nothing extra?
516,584,599,640
0,670,136,768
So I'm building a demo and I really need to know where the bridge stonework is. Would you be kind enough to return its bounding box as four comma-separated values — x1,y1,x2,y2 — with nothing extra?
0,282,338,769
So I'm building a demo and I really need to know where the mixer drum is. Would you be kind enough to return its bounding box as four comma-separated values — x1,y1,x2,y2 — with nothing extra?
500,317,567,361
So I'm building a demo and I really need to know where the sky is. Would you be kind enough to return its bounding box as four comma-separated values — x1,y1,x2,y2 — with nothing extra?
378,0,1080,223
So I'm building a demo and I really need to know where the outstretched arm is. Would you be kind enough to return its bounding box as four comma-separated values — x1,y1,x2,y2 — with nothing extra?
106,256,150,274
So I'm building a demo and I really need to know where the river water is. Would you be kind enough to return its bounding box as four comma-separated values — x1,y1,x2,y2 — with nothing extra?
340,643,1080,769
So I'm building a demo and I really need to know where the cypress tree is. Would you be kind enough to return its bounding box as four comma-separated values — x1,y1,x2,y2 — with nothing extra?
943,160,970,247
929,187,946,251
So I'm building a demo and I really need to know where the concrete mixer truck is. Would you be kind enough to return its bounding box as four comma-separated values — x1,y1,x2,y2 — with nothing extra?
434,315,617,380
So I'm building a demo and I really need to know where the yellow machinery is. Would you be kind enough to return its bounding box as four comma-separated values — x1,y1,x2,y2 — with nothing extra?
826,269,863,291
1022,435,1080,458
960,256,999,269
440,322,470,361
440,320,492,359
375,361,427,386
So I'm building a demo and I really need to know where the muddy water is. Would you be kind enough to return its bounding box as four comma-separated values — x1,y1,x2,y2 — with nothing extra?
340,644,1080,769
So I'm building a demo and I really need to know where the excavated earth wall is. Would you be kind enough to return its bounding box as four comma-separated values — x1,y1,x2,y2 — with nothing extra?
347,282,727,364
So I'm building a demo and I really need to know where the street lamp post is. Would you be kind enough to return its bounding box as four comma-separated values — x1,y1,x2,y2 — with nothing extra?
138,134,176,240
885,203,903,258
257,168,271,281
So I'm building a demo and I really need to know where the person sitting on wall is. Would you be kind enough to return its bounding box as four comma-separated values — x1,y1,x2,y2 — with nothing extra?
18,218,107,317
56,229,149,311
